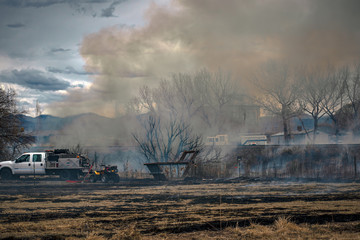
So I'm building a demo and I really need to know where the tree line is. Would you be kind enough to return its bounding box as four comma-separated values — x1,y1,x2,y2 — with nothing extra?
129,62,360,163
254,61,360,144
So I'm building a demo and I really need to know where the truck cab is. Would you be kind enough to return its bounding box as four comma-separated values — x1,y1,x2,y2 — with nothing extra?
0,152,46,179
13,152,46,175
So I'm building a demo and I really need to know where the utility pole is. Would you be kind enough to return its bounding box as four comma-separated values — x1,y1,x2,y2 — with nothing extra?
34,100,42,185
237,156,242,180
354,155,357,179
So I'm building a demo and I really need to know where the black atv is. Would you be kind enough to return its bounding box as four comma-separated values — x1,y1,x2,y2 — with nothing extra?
89,165,120,183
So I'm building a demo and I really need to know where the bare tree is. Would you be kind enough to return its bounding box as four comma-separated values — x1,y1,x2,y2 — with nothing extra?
132,113,203,163
253,61,302,144
153,79,179,116
343,62,360,135
129,69,244,162
172,72,201,119
128,68,242,133
321,67,348,136
156,69,239,132
210,70,236,109
0,87,34,160
298,67,329,142
127,85,155,114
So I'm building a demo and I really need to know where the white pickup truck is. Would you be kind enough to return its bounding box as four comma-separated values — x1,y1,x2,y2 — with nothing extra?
0,149,91,180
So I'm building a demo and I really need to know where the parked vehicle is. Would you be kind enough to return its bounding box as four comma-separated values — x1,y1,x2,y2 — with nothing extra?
89,165,120,183
0,149,90,180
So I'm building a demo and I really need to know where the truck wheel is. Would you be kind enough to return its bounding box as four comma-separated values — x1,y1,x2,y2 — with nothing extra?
59,170,71,180
89,175,97,183
1,168,14,180
13,175,20,180
70,171,79,180
101,174,109,183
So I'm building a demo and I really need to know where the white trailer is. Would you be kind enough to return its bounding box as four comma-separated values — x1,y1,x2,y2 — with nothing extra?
0,149,90,180
240,135,268,145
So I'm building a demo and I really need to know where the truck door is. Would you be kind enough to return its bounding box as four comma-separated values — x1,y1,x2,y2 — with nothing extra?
32,154,45,174
14,154,33,174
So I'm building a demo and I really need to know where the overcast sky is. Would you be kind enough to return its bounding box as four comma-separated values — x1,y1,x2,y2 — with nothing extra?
0,0,169,116
1,0,360,117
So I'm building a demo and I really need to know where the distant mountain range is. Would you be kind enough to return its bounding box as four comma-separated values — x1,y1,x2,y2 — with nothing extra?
18,113,112,132
18,113,334,149
17,113,133,147
19,113,332,134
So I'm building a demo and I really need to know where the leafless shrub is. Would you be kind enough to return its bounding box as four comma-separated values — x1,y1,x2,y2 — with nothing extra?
69,143,88,155
0,87,35,160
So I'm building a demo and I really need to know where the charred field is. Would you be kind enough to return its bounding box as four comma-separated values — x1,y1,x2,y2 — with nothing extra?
0,179,360,239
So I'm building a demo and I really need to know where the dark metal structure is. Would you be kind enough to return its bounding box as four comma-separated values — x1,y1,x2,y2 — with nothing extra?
144,151,199,180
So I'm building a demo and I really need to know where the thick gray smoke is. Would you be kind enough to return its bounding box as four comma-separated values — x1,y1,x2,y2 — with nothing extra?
47,0,360,117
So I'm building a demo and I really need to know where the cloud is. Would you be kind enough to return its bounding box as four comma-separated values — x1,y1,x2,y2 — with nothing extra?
100,0,125,17
47,66,94,75
100,2,116,17
0,0,130,17
0,0,68,8
0,69,70,91
50,48,71,53
0,0,121,17
0,0,110,8
6,23,25,28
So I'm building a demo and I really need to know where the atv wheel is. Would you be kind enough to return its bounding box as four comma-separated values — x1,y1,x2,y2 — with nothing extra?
89,175,97,183
0,168,14,180
112,174,120,183
101,174,109,183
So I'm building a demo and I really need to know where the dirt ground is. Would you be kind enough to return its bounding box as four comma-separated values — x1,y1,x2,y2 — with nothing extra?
0,178,360,239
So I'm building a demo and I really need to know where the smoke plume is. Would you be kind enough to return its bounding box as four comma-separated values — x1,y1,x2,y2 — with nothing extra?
47,0,360,117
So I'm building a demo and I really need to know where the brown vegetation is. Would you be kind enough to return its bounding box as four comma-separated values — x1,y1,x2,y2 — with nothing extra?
0,180,360,239
217,144,360,180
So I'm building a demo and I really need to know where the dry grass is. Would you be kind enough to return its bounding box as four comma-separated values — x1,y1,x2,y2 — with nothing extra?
110,225,142,240
226,217,360,240
0,181,360,239
232,216,309,239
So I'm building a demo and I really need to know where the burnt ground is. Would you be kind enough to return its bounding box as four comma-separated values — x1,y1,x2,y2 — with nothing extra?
0,178,360,239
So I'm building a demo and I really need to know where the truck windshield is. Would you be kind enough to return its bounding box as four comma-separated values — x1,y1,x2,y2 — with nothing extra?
15,154,30,163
